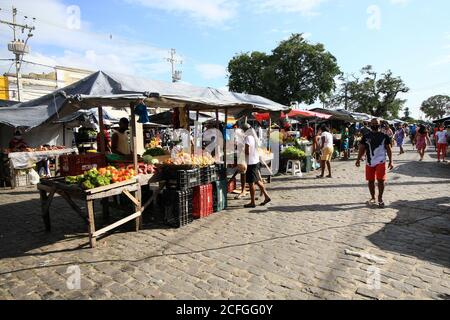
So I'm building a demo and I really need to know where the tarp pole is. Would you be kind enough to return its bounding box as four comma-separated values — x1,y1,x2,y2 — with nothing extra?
98,106,106,154
224,108,228,165
216,108,219,129
130,102,138,173
63,123,66,147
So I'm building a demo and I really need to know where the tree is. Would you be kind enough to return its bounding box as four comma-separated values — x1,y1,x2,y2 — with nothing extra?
227,34,341,106
327,65,409,118
420,95,450,120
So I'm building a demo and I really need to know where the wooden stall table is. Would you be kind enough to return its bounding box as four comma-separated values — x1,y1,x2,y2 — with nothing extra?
37,177,143,248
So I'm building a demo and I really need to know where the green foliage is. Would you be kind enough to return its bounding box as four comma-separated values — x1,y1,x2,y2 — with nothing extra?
281,147,306,160
228,33,341,106
327,66,409,118
420,95,450,120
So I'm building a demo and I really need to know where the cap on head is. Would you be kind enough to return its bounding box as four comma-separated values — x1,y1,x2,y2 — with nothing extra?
242,123,251,131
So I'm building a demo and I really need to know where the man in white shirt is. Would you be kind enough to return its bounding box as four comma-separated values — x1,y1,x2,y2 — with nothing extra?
317,125,334,179
242,124,271,208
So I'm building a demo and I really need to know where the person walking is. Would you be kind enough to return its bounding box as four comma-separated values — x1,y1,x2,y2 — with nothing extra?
356,118,394,208
410,124,417,149
414,125,432,161
242,124,271,208
436,124,449,162
317,125,334,179
394,124,406,155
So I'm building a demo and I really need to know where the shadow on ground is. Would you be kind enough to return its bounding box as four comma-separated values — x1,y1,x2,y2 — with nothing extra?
368,197,450,268
0,193,174,260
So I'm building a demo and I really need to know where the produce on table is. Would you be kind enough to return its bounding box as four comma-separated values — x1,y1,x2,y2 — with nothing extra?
164,152,215,167
3,145,67,153
143,147,166,157
281,147,306,160
142,155,159,165
64,165,139,190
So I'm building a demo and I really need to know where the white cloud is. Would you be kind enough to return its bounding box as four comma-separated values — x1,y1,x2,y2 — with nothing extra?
195,64,227,80
124,0,238,25
0,0,172,79
390,0,410,6
254,0,327,16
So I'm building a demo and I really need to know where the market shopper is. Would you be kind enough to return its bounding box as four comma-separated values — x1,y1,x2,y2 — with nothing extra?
242,123,271,208
317,125,334,179
356,118,394,208
112,118,131,155
414,125,432,161
436,125,448,162
394,124,406,155
9,130,29,150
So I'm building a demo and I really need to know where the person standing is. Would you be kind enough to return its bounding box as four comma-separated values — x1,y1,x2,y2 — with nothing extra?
394,124,406,155
341,126,350,160
317,125,334,179
242,124,271,208
436,125,449,162
356,118,394,208
96,120,112,153
410,124,417,149
111,118,131,156
414,125,432,161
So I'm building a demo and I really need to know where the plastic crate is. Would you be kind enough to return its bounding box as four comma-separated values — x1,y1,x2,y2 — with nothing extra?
212,180,228,213
162,189,193,228
200,165,218,184
166,168,200,190
192,184,213,219
60,153,107,176
227,178,236,193
13,171,30,188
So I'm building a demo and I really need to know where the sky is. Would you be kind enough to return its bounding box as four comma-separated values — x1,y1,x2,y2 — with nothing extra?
0,0,449,118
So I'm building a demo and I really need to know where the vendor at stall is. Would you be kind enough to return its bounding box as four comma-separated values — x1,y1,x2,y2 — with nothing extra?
111,118,131,155
97,120,112,153
9,130,29,150
301,123,315,141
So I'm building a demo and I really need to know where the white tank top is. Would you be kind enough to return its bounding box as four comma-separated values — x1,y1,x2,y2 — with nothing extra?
114,130,130,155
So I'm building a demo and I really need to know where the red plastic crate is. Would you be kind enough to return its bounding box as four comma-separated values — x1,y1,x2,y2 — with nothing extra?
60,153,107,176
192,184,213,219
227,178,236,193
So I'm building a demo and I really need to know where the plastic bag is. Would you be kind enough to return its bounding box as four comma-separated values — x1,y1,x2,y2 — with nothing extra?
29,169,40,185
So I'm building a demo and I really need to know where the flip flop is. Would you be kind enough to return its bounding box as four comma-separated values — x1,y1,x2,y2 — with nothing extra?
244,204,256,209
378,202,385,209
316,175,324,179
260,198,272,206
367,199,376,206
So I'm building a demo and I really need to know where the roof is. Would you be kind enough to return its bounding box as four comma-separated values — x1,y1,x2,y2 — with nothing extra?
0,71,289,129
0,99,19,108
308,108,356,122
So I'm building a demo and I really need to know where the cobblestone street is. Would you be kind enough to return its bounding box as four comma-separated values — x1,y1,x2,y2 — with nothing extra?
1,146,449,300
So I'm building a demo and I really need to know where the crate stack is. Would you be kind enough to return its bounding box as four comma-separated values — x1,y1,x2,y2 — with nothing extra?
162,188,193,228
161,164,228,228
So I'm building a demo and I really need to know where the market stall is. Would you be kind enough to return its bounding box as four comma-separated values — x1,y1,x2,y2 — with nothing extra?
3,70,289,247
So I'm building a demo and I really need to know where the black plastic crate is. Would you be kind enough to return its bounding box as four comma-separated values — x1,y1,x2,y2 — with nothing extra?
200,165,218,184
162,189,193,228
166,168,200,190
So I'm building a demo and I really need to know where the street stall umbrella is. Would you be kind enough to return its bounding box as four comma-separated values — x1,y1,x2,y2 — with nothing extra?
253,110,332,122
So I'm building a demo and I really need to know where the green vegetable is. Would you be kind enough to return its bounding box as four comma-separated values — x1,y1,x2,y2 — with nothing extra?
142,155,154,164
281,147,306,160
82,180,95,190
143,147,166,157
65,176,78,184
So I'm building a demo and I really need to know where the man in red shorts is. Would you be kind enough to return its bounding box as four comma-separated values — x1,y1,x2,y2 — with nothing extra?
356,118,394,208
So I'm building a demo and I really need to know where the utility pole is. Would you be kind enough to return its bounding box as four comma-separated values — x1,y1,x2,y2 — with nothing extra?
166,48,182,83
0,6,35,102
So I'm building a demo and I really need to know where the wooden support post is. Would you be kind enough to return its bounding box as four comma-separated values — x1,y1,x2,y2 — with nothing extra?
133,189,142,231
98,106,106,154
216,108,220,129
87,200,97,248
63,124,66,147
130,102,139,173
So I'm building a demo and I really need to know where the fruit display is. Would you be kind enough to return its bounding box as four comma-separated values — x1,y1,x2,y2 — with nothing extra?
138,163,156,175
64,166,138,190
164,152,215,167
3,145,67,154
142,155,159,165
145,137,162,149
281,147,306,160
